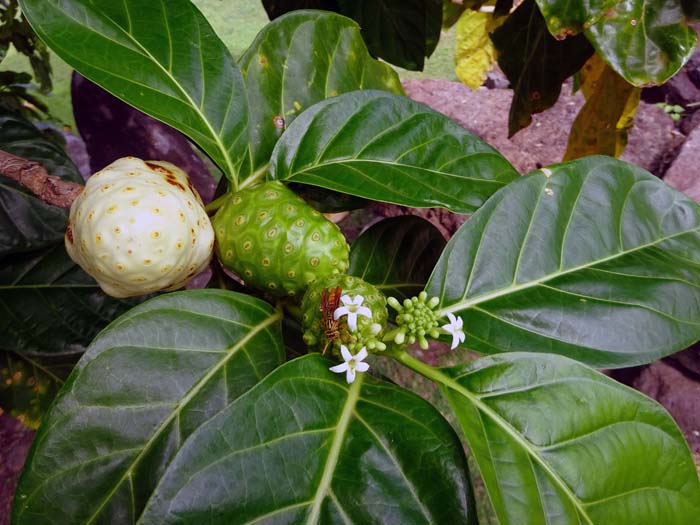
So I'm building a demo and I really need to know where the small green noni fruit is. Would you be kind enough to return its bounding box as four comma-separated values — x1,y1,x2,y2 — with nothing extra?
213,181,349,297
66,157,214,298
302,274,388,356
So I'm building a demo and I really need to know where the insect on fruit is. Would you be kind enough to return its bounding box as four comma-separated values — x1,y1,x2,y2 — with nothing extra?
320,286,342,354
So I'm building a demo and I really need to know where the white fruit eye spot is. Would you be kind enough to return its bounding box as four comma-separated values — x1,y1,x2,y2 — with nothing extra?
101,184,112,192
129,218,135,224
176,241,184,250
143,259,152,265
151,231,160,239
95,235,102,243
180,212,186,222
262,257,271,267
123,187,135,192
152,208,160,214
310,257,320,267
88,212,95,221
130,199,139,206
113,227,121,234
116,264,125,271
158,191,167,197
132,277,146,283
187,200,193,208
107,205,118,214
161,265,171,273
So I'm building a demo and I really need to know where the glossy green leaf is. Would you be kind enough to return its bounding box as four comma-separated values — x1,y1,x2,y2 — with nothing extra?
349,216,446,300
270,90,519,213
238,10,402,183
19,0,251,184
408,352,700,525
534,0,616,37
12,290,284,524
141,354,476,524
0,244,136,355
0,107,80,256
0,351,74,429
492,0,594,136
427,155,700,368
584,0,697,85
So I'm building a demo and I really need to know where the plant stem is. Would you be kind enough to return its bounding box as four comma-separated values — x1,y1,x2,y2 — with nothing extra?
0,149,83,208
390,349,450,387
204,192,229,214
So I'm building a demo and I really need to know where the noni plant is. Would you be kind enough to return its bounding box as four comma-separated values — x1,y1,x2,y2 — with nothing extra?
1,2,700,525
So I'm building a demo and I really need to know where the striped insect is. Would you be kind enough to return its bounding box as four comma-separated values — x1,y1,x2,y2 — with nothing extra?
320,286,342,355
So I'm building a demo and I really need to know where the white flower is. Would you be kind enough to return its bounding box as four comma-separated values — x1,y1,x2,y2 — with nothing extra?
329,345,369,384
442,313,466,350
333,294,372,332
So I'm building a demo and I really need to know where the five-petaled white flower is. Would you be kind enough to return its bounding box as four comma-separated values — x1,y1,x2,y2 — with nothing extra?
329,345,369,384
442,313,466,350
333,294,372,332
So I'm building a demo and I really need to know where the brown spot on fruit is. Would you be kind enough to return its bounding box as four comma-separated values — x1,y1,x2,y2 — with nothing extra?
66,222,74,244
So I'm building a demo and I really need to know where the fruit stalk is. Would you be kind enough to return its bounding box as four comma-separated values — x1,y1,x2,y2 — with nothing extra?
0,149,83,208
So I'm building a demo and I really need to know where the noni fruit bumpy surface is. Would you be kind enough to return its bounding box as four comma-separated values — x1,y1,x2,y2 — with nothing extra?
302,274,388,356
213,181,349,297
65,157,214,298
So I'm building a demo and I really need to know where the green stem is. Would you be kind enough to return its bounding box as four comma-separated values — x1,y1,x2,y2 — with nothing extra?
390,350,450,387
204,193,229,214
238,164,268,190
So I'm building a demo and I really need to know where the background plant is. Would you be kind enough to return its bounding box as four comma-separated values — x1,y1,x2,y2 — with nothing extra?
1,1,700,524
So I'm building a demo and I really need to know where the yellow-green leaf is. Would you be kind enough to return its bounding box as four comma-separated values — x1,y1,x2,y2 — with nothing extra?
564,54,641,160
454,9,497,90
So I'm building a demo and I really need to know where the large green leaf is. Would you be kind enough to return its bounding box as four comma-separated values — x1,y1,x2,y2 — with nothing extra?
12,290,284,524
396,352,700,525
349,216,446,300
0,107,81,256
140,354,476,524
238,10,402,185
584,0,697,85
492,0,594,136
19,0,251,185
427,155,700,368
0,244,136,355
270,90,519,213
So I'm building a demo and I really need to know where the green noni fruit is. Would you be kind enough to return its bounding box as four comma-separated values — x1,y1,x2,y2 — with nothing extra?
213,181,349,297
66,157,214,298
302,274,387,356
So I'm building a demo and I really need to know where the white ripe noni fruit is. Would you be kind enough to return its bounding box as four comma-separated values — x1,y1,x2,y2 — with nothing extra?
65,157,215,298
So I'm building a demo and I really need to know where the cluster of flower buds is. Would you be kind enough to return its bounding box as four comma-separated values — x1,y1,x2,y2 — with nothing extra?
385,292,465,350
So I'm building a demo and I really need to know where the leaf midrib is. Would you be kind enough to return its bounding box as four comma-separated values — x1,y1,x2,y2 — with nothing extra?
80,309,281,524
437,227,700,317
306,375,363,524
